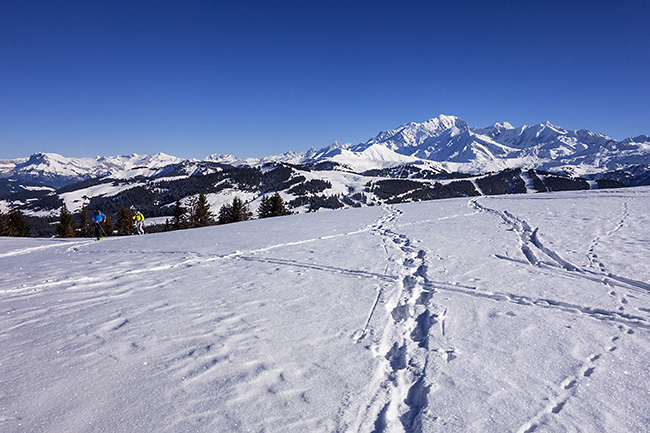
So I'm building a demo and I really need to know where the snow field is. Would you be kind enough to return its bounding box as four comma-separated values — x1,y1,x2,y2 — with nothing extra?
1,187,650,432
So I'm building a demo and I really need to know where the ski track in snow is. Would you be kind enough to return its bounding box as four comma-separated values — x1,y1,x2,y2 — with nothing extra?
0,239,92,259
469,196,648,433
470,197,650,298
3,225,388,298
7,210,478,300
4,211,481,300
336,200,650,433
2,192,649,432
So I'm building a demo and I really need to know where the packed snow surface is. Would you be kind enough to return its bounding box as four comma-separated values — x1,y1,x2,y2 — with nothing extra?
2,187,650,432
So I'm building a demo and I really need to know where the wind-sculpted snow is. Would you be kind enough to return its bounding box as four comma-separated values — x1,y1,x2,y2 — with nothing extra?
1,188,650,432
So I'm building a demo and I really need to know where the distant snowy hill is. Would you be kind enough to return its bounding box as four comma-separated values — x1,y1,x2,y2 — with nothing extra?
0,152,184,188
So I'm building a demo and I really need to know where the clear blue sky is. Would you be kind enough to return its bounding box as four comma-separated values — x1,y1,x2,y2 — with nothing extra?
1,0,649,160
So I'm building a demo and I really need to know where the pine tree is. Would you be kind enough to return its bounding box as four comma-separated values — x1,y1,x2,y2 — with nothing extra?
233,197,252,222
183,193,213,229
116,206,133,236
193,192,213,227
56,204,76,238
7,208,30,237
0,211,8,236
257,195,273,219
79,206,92,237
272,193,292,216
172,197,186,230
186,195,198,228
218,197,251,224
258,193,292,218
217,202,232,225
104,216,114,237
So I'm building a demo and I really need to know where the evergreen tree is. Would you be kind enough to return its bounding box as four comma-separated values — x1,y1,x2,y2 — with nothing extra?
258,193,292,218
57,204,76,238
271,193,292,216
7,208,30,237
172,197,186,230
164,218,172,232
116,206,133,236
193,192,213,227
257,195,273,219
0,211,7,236
217,202,231,225
232,197,252,222
104,216,114,237
79,206,92,237
186,195,198,228
218,197,251,225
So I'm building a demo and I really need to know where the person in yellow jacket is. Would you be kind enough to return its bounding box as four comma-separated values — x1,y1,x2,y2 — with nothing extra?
133,211,145,235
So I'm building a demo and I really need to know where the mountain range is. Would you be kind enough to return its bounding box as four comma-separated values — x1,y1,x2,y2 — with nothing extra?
1,115,649,236
2,114,650,187
0,152,184,188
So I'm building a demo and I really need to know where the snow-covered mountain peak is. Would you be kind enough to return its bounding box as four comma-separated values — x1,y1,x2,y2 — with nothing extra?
204,153,263,166
315,115,650,176
622,135,650,144
328,140,348,150
419,114,468,133
492,121,515,132
17,152,95,174
24,152,81,165
96,152,183,166
372,114,469,146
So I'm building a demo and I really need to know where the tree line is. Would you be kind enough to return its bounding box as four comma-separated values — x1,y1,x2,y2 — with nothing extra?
53,192,291,238
164,192,291,230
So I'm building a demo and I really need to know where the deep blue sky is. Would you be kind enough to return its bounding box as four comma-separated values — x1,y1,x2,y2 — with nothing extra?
1,0,649,160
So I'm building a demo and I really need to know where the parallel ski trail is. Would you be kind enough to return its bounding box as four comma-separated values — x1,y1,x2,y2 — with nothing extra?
0,239,92,258
470,197,650,296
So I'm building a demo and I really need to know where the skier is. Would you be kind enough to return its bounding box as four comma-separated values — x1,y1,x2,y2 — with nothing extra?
92,209,106,240
132,211,145,235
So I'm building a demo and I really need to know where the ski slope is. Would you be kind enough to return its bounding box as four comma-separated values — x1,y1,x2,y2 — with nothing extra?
1,187,650,432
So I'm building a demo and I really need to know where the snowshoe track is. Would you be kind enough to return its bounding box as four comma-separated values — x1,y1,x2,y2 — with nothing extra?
339,206,449,433
471,196,649,433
